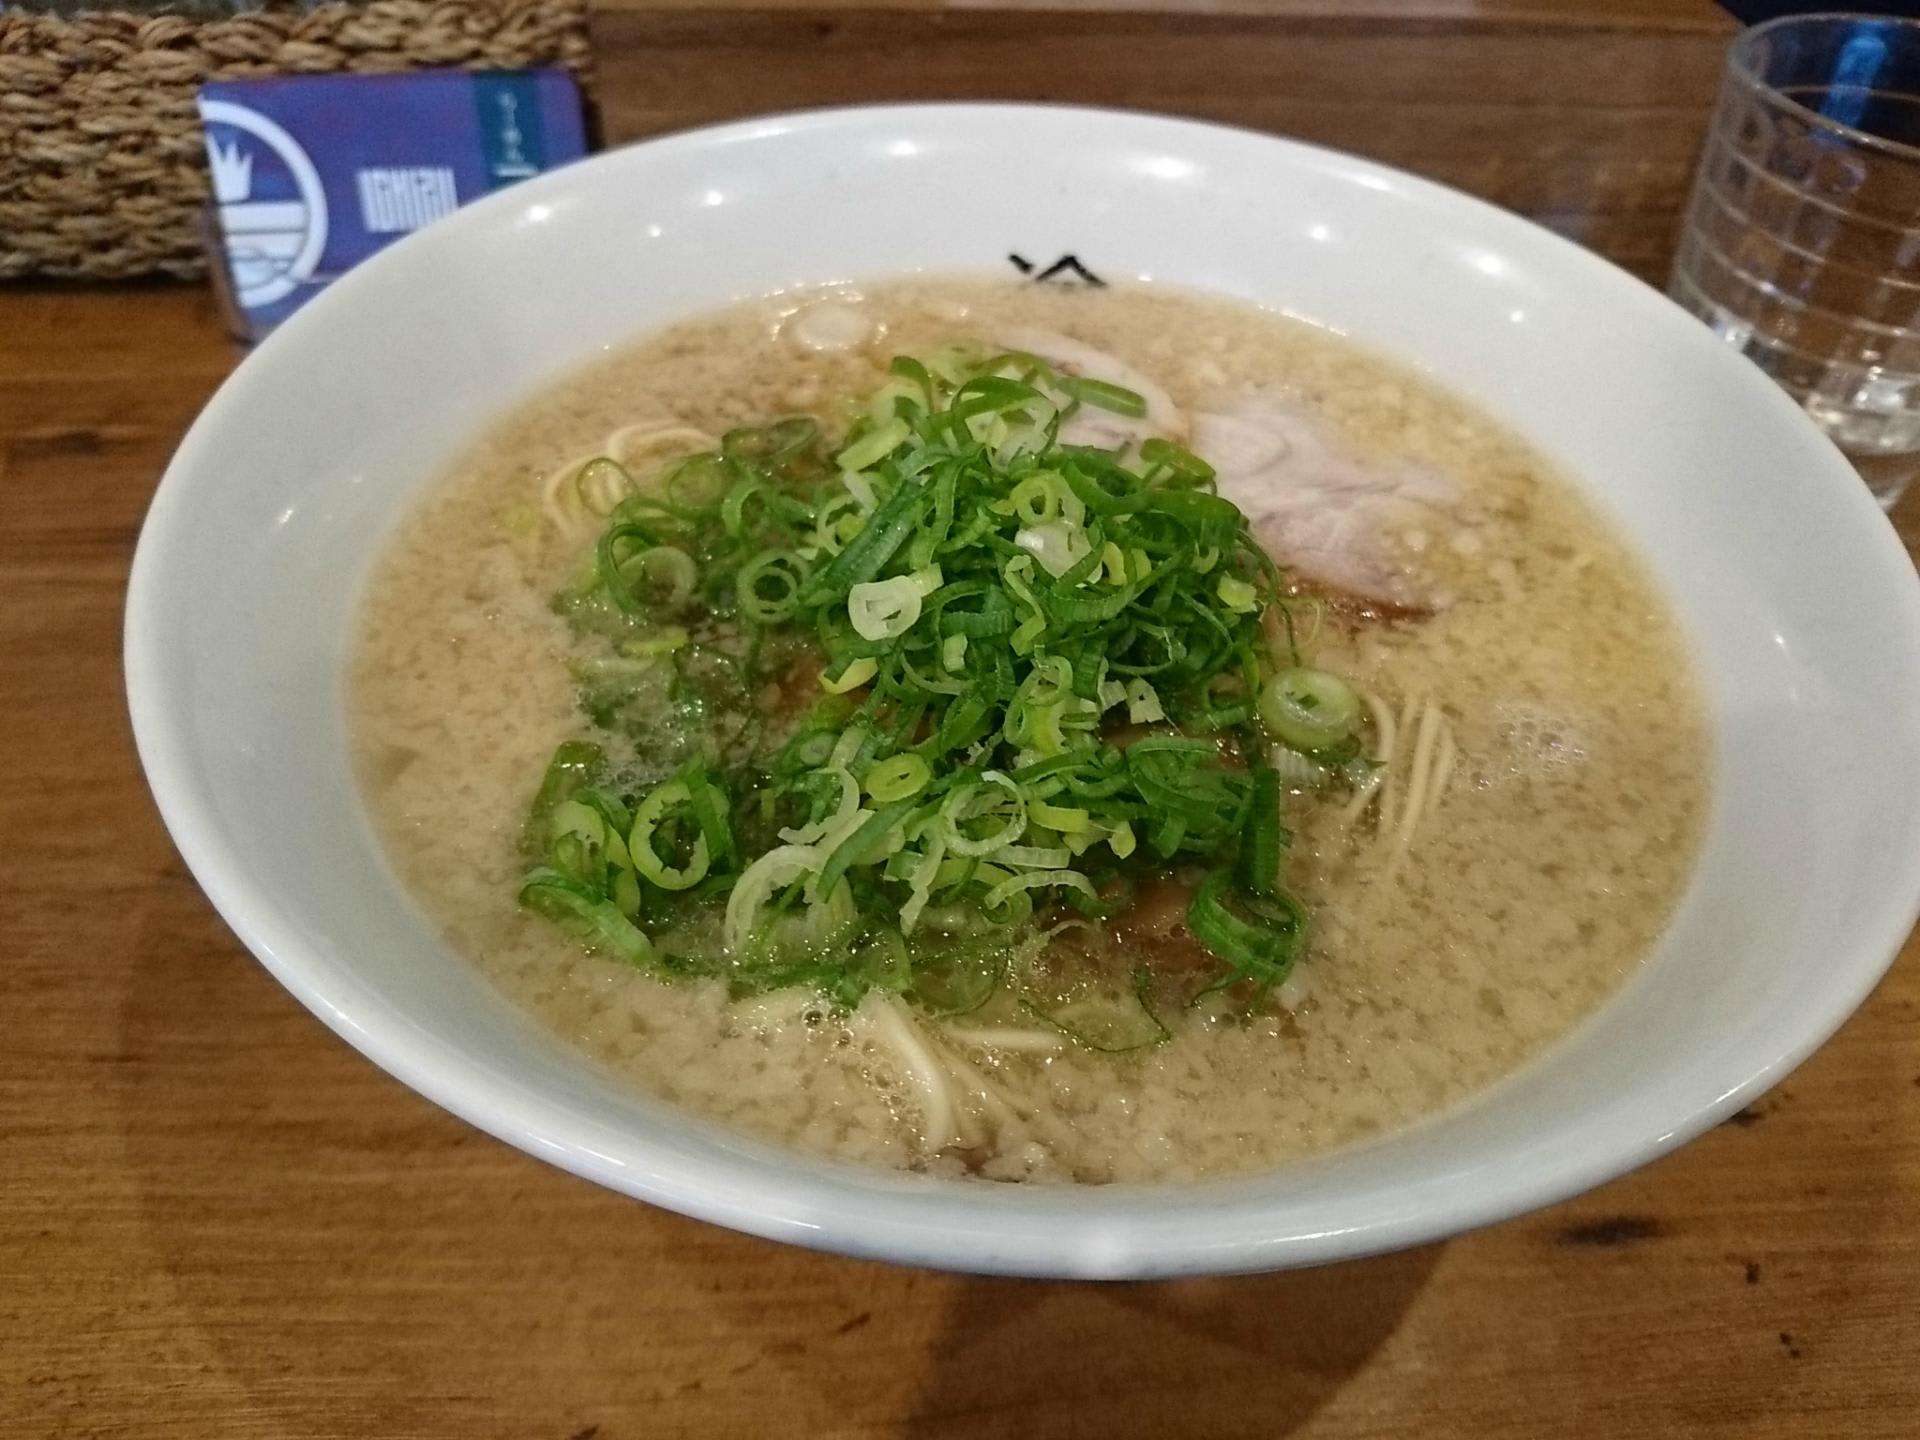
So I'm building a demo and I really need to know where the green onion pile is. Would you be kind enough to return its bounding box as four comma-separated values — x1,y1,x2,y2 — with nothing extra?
518,342,1365,1047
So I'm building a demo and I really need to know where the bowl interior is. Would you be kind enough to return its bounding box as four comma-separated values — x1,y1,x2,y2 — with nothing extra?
126,105,1920,1277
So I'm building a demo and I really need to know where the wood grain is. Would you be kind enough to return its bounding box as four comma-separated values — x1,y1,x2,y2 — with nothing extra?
592,0,1731,27
6,297,1919,1440
588,1,1732,284
7,7,1920,1437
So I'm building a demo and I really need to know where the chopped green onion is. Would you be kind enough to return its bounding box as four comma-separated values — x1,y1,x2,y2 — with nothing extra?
1259,667,1361,752
1216,575,1258,613
521,335,1361,1016
724,416,818,468
1029,800,1091,833
941,771,1027,857
1124,678,1165,724
1060,375,1149,419
983,867,1098,910
837,417,911,473
737,550,809,624
1139,436,1216,482
520,740,604,857
1186,868,1306,987
997,843,1073,870
520,868,653,967
620,624,688,658
724,844,824,954
1236,768,1285,897
848,575,927,641
821,656,878,693
629,781,711,891
1016,950,1167,1051
1014,520,1094,580
909,938,1003,1016
778,766,860,844
864,753,931,803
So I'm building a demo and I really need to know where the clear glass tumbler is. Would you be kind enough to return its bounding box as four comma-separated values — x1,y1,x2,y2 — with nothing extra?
1671,13,1920,510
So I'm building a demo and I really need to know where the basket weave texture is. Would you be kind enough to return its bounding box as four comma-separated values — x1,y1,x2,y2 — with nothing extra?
0,1,590,280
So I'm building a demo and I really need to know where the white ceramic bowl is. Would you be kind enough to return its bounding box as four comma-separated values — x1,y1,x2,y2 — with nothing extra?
126,105,1920,1278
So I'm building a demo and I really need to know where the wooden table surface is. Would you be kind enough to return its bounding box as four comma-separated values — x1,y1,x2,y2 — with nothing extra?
589,0,1739,286
7,5,1920,1437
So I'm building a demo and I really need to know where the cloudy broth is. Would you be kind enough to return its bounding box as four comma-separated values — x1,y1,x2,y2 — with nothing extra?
352,280,1708,1183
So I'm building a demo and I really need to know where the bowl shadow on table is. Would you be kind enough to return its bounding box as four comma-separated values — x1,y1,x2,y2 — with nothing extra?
895,1246,1444,1438
112,877,1914,1437
109,866,1434,1436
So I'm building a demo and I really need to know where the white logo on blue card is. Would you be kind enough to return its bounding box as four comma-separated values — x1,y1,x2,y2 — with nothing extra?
202,99,329,308
355,166,459,235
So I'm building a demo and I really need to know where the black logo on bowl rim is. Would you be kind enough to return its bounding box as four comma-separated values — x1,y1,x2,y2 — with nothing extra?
1009,254,1106,287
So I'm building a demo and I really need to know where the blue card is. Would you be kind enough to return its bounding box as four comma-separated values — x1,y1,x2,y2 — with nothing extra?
198,69,587,336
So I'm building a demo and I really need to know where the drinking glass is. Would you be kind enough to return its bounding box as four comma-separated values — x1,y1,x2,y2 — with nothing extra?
1671,13,1920,510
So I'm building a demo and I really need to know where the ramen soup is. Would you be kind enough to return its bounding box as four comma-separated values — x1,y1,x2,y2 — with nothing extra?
352,280,1708,1183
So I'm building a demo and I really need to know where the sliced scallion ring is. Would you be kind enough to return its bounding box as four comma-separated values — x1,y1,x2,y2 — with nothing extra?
1259,667,1361,752
629,781,711,891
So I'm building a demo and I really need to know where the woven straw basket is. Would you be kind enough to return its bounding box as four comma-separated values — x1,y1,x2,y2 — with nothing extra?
0,1,591,280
